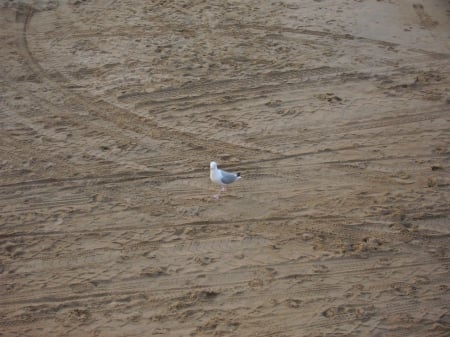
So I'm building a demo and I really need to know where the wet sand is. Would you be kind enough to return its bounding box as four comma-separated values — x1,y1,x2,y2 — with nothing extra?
1,0,449,336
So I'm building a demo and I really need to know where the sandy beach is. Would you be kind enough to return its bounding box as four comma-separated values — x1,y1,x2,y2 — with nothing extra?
1,0,449,336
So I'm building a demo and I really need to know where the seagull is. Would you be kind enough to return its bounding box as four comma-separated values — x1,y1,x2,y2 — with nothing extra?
210,161,241,199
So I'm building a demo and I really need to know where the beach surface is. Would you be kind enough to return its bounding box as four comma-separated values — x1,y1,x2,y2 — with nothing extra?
1,0,449,336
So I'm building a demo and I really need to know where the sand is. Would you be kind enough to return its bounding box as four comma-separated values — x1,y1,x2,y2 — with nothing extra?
0,0,449,336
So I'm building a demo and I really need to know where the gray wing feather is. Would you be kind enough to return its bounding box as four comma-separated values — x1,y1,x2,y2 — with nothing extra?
220,170,238,184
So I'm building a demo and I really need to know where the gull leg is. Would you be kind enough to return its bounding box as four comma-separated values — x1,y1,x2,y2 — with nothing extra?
213,187,225,200
212,188,223,200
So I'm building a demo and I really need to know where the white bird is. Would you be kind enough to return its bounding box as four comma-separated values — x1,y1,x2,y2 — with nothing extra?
210,161,241,199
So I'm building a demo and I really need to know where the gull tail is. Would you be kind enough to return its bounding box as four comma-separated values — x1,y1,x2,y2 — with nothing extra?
236,172,241,180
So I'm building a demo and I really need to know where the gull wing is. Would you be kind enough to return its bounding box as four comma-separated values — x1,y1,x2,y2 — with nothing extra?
220,170,239,184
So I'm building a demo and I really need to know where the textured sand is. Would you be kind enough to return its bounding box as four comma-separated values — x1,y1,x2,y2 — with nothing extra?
1,0,449,336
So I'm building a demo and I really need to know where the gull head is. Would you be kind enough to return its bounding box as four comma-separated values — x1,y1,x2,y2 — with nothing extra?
210,161,218,170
